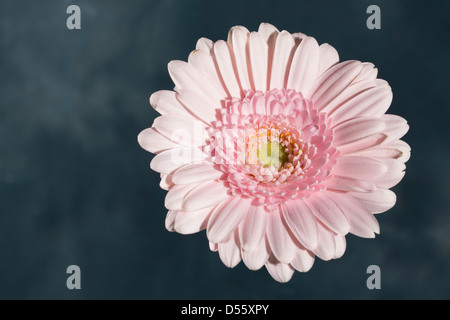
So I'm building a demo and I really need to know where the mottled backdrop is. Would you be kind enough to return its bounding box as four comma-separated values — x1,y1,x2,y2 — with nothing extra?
1,0,449,299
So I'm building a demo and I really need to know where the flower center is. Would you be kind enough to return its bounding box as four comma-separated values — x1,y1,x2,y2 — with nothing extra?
207,89,338,206
257,141,289,169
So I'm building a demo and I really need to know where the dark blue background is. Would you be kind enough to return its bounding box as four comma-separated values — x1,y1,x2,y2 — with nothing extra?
1,0,449,299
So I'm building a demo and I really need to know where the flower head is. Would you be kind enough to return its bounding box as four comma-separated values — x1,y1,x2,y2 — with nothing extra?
138,23,410,282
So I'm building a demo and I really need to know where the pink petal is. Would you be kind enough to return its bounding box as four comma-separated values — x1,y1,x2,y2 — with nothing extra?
228,26,252,91
253,94,266,115
249,31,269,91
355,62,378,82
313,222,336,261
333,118,386,146
207,196,251,243
150,148,192,174
196,37,213,52
241,238,270,271
265,255,295,283
290,248,315,272
209,242,218,252
256,24,278,90
269,30,295,89
213,40,241,98
188,49,228,99
287,36,320,98
383,140,411,162
153,114,206,147
172,164,222,185
334,156,387,180
330,85,393,125
374,158,406,189
349,146,400,159
351,140,411,163
218,230,242,268
327,191,380,238
183,181,230,211
318,43,339,75
292,32,307,41
326,175,377,192
165,210,178,232
306,193,350,235
348,189,397,214
333,235,346,259
381,114,409,142
239,205,268,251
149,90,191,116
375,79,389,87
176,90,218,124
269,101,284,115
282,200,318,250
174,207,213,235
165,183,197,211
160,173,174,191
322,79,376,116
266,210,296,264
338,133,387,155
312,60,363,111
379,158,406,173
379,171,406,189
258,23,279,42
168,60,223,104
138,127,179,154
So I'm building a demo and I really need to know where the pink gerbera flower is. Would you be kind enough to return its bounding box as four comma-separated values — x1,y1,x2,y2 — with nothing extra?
138,23,410,282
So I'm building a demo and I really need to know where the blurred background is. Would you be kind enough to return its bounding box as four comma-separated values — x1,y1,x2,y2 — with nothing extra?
0,0,449,299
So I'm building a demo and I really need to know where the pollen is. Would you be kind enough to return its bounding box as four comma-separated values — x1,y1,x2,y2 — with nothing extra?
257,141,289,168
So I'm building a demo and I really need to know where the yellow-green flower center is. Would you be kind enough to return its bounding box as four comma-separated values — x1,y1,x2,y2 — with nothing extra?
257,141,289,169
